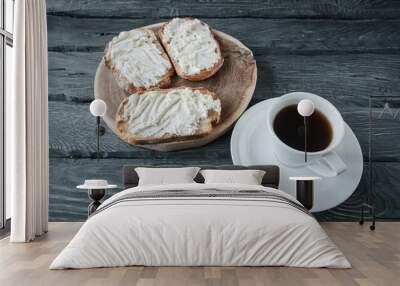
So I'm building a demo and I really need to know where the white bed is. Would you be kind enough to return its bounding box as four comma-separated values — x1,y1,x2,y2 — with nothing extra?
50,181,350,269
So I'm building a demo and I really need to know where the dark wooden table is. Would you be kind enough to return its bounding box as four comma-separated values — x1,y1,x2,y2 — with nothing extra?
47,0,400,221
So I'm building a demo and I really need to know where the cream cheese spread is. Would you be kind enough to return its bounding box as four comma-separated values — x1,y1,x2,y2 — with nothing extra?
121,88,221,137
107,29,172,88
163,18,220,75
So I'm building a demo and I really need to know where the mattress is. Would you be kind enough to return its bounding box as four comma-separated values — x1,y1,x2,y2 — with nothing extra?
50,183,350,269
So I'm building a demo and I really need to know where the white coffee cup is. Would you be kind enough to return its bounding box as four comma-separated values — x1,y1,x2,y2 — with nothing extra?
266,92,347,177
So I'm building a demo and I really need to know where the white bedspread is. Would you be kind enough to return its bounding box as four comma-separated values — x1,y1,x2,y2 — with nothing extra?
50,183,350,269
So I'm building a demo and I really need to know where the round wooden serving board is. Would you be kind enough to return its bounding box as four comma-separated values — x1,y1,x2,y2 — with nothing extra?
94,22,257,151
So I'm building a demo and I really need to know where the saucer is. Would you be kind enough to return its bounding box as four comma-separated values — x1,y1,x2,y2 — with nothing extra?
231,98,363,212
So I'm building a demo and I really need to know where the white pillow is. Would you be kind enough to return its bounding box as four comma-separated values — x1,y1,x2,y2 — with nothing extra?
135,167,200,186
200,169,266,185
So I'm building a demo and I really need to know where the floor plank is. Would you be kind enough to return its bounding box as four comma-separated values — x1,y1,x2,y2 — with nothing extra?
0,222,398,286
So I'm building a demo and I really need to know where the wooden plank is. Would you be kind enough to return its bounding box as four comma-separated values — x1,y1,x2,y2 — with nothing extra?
49,158,233,221
48,51,400,105
254,53,400,107
49,101,232,159
49,102,400,162
48,52,102,103
47,16,400,53
46,0,400,19
49,158,400,221
340,107,400,162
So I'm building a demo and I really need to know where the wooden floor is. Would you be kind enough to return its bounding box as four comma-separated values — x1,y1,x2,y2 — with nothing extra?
0,222,398,286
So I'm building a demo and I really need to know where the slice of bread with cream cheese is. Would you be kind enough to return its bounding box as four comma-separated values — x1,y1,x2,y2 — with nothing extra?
104,28,174,94
159,18,224,81
116,87,221,144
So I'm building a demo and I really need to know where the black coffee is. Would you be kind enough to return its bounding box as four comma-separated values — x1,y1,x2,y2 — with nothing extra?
273,105,333,152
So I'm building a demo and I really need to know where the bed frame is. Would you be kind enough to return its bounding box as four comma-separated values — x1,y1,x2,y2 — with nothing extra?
123,165,280,189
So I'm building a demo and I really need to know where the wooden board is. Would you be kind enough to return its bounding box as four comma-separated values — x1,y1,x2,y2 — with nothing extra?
50,50,400,104
47,16,400,53
94,23,257,151
46,0,400,19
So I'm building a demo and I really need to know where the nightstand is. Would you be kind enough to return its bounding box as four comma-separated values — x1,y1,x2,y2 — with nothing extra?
289,177,321,211
77,180,117,217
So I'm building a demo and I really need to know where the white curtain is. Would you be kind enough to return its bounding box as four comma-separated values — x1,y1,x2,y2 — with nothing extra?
7,0,49,242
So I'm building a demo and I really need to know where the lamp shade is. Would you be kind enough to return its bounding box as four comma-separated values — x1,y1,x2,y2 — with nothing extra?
297,99,315,117
90,99,107,117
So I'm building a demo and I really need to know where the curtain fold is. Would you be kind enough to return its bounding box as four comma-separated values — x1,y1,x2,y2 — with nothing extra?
8,0,49,242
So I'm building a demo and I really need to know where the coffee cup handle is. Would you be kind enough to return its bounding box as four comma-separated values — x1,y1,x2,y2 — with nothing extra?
307,151,347,178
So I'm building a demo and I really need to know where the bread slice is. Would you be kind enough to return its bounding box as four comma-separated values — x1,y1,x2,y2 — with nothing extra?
104,28,174,94
159,18,224,81
116,87,221,144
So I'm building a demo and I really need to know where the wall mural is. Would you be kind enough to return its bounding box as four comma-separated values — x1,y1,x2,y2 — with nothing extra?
47,0,400,221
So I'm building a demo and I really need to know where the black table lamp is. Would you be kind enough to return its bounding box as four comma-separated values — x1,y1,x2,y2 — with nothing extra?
89,99,107,160
297,99,315,162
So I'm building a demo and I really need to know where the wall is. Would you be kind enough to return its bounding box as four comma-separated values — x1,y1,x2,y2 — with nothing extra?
47,0,400,221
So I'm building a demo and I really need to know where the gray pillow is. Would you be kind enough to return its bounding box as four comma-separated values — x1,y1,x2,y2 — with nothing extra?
135,167,200,186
